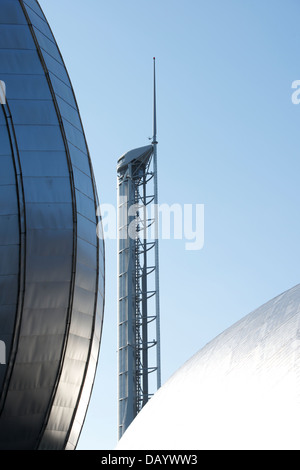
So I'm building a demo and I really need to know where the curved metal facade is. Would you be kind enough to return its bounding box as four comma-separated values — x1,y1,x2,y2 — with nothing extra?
0,0,105,450
117,284,300,450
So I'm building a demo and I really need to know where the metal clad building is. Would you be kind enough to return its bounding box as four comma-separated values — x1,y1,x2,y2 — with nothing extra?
117,60,161,439
117,284,300,450
0,0,105,450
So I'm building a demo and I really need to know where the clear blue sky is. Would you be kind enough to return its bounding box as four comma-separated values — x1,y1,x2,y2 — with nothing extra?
39,0,300,450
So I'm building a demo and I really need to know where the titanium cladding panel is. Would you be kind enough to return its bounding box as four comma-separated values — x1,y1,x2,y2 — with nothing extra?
117,283,300,450
0,0,105,450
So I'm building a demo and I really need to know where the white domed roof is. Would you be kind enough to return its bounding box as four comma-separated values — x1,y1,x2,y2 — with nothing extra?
117,284,300,450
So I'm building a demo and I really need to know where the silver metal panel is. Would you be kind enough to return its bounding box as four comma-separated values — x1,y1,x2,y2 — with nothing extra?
42,50,69,84
73,167,95,200
0,128,13,155
9,100,58,125
3,74,51,100
21,308,69,336
70,310,94,339
20,151,69,177
0,276,18,305
0,0,104,451
77,214,97,247
23,281,71,310
77,238,98,270
0,50,43,74
56,96,82,131
0,216,19,245
0,103,19,398
25,204,73,231
118,177,135,437
0,246,19,275
49,73,77,109
34,29,63,63
25,254,72,283
0,25,35,49
75,262,97,293
65,290,103,449
23,0,45,17
16,334,66,363
76,190,98,223
23,5,53,40
14,126,65,151
72,285,97,315
0,156,15,184
0,0,27,24
0,307,16,335
68,143,91,175
22,177,72,203
0,111,5,125
98,273,105,297
63,120,88,153
0,186,19,215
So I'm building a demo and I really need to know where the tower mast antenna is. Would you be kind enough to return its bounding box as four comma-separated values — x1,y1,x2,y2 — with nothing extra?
117,58,162,440
153,57,157,144
152,57,161,389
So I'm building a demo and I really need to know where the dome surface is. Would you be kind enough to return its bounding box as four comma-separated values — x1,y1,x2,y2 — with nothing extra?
0,0,104,450
117,284,300,450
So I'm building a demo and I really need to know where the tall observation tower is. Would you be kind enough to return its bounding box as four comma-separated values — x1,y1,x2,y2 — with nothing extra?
117,58,161,439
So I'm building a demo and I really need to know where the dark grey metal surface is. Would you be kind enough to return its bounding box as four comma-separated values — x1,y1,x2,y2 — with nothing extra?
0,0,104,450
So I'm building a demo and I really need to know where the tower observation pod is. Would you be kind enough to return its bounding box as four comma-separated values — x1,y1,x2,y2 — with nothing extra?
117,58,161,439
